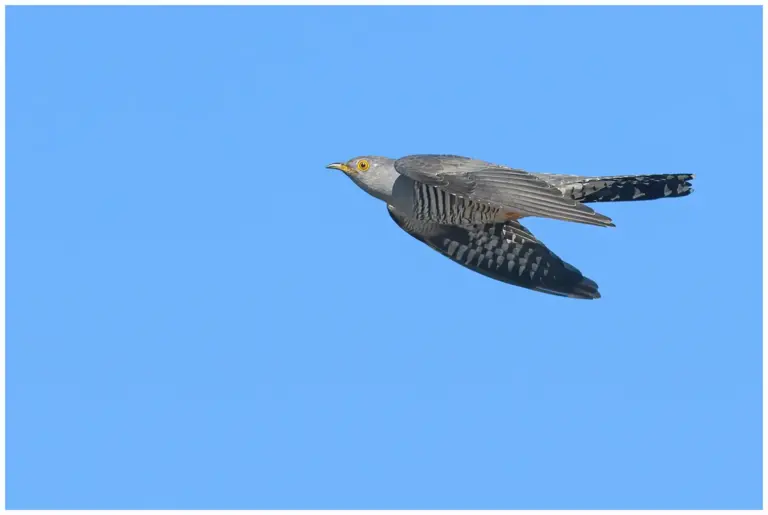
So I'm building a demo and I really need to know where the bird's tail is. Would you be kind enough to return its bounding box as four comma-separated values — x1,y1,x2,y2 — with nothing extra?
557,174,695,203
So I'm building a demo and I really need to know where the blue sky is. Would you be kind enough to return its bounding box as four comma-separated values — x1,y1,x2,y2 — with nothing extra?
7,5,762,510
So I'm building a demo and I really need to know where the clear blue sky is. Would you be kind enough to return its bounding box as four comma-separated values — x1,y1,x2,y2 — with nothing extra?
7,5,762,510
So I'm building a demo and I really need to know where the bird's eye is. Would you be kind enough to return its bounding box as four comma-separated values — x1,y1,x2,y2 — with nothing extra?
357,159,370,172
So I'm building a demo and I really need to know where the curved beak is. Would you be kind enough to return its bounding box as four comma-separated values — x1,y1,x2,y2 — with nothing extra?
326,162,354,174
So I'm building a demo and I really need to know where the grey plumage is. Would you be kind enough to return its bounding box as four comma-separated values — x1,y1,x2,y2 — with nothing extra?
404,179,503,225
394,155,615,228
326,154,695,299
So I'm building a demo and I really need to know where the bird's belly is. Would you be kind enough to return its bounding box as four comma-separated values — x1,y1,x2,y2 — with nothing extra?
410,183,502,225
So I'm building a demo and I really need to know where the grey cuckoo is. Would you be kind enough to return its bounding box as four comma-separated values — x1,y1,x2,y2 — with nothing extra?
326,154,694,299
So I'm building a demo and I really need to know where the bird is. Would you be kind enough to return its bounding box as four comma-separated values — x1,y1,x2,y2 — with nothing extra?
326,154,694,300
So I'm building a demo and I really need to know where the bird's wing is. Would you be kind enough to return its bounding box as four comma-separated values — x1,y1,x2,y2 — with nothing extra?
393,154,614,228
387,205,600,299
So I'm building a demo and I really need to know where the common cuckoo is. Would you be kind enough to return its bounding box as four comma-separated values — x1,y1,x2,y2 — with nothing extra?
326,154,694,299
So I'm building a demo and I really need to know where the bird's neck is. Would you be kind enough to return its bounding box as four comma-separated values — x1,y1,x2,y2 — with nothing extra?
351,168,398,203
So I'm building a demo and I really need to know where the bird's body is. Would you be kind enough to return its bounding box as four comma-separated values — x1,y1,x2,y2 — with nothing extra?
326,154,694,299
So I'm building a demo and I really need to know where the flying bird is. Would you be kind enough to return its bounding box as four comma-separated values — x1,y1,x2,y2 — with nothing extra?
326,154,694,299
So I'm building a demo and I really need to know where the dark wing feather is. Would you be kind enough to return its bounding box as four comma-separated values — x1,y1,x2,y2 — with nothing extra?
387,205,600,300
394,154,614,228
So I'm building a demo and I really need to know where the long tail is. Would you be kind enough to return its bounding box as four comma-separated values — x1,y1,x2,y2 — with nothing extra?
550,174,695,203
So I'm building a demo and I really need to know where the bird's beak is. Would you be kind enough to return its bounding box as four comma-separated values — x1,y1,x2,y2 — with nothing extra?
326,162,354,174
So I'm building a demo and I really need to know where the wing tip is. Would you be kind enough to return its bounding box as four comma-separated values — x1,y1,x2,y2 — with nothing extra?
566,276,601,299
586,217,616,228
534,275,601,300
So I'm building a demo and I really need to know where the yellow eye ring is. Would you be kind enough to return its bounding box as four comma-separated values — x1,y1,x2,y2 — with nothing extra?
356,159,370,172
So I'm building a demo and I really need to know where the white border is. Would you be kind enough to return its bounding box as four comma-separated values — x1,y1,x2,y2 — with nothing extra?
2,0,767,5
0,1,763,513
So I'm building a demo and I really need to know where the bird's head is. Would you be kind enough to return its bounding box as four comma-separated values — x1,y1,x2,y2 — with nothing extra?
325,155,390,176
326,155,398,201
